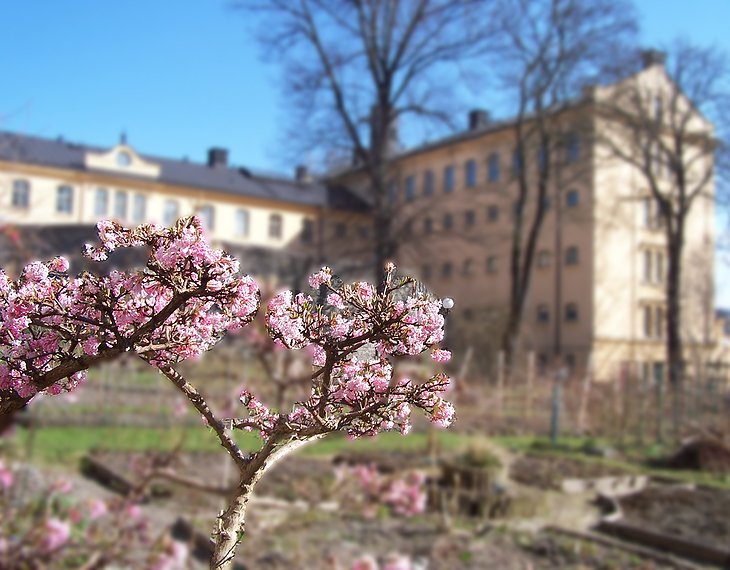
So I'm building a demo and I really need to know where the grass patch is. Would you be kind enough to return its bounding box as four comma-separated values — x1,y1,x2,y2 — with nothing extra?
9,425,479,467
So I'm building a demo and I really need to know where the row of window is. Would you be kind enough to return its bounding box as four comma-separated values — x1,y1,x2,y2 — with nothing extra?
11,180,286,240
392,135,580,202
536,302,580,323
419,193,580,233
422,248,580,280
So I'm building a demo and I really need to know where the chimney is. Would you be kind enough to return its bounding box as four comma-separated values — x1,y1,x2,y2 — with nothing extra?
468,109,490,131
295,165,312,183
207,147,228,168
641,49,667,70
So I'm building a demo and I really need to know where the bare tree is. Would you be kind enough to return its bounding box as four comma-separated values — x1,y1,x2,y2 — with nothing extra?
598,42,730,438
488,0,637,377
237,0,495,287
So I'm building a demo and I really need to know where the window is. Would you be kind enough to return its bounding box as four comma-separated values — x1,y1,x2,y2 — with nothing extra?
300,219,313,243
443,165,454,193
335,222,347,238
488,153,500,182
487,205,499,222
512,201,522,219
565,303,579,322
443,213,453,230
423,170,434,196
566,190,579,208
424,218,433,233
422,264,432,280
542,195,551,211
56,185,73,214
654,95,663,122
114,191,127,220
655,306,664,338
643,197,662,229
405,176,416,201
512,149,523,175
198,205,215,231
12,180,30,209
269,214,282,239
486,256,497,274
643,250,653,282
656,251,664,283
132,195,146,223
537,250,552,268
95,188,108,217
537,304,550,323
643,305,652,338
463,258,474,276
442,261,453,278
538,353,549,375
237,209,251,237
465,210,475,228
163,200,179,226
359,226,370,240
565,246,579,266
116,151,132,167
566,133,580,163
465,159,477,188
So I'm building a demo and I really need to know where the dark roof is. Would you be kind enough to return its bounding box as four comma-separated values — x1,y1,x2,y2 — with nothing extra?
0,131,368,212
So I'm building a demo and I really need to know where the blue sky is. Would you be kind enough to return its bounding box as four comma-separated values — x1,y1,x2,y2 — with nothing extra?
3,0,730,301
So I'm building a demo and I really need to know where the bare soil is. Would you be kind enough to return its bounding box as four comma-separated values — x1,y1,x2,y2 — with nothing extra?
510,454,634,490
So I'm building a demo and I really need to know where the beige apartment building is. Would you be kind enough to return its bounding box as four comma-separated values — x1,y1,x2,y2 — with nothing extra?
327,59,719,383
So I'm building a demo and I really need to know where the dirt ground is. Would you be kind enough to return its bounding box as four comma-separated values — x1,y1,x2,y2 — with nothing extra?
509,454,634,490
76,450,715,569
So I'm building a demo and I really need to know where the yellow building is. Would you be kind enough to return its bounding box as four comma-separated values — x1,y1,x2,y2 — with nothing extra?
326,59,719,382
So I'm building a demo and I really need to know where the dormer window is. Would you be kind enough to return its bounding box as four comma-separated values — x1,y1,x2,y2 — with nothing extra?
116,151,132,167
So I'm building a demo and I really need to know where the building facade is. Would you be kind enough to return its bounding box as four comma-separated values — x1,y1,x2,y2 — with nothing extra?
326,60,719,382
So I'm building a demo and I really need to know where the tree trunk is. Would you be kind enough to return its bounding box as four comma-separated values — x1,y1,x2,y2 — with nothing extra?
666,230,684,441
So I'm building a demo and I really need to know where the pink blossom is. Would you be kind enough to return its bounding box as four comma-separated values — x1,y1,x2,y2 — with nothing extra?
383,555,413,570
308,266,332,288
430,349,451,363
43,518,71,552
0,461,13,490
87,498,108,520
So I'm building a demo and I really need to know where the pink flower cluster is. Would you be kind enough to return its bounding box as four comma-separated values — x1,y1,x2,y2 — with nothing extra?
257,265,455,439
339,463,427,518
0,217,259,400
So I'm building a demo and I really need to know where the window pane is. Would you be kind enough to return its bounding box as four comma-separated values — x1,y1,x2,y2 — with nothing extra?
566,133,580,162
465,159,477,187
487,205,499,222
405,176,415,201
423,170,434,196
237,210,250,237
566,190,579,207
163,200,179,226
443,165,454,193
132,195,146,224
114,192,127,220
12,180,30,209
95,188,108,217
269,214,282,238
488,153,500,182
198,205,215,231
56,185,73,213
